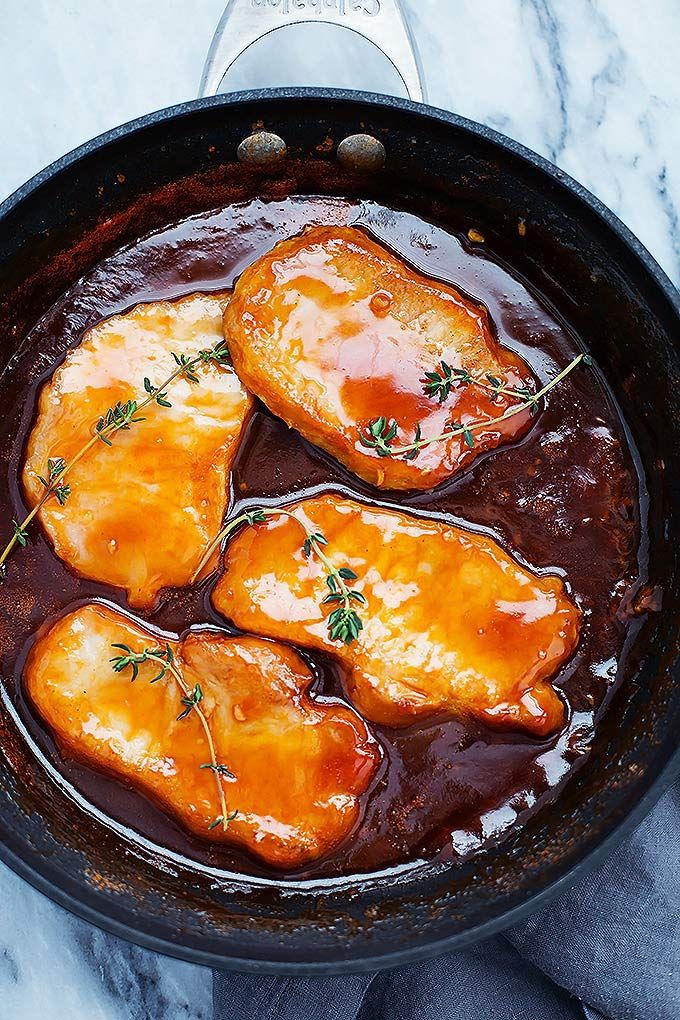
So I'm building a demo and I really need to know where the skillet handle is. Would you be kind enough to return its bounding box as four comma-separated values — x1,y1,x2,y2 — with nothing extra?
199,0,425,102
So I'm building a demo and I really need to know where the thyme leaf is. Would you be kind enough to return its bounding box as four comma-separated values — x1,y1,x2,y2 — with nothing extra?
422,359,455,402
177,683,203,721
209,810,238,831
200,762,235,778
12,520,28,548
358,417,399,457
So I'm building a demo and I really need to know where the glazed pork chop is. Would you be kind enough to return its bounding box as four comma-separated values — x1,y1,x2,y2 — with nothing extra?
25,603,379,869
212,495,581,736
23,293,252,609
224,225,538,490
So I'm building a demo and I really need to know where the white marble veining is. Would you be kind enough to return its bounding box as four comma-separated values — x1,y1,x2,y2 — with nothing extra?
0,864,209,1020
0,1,678,1017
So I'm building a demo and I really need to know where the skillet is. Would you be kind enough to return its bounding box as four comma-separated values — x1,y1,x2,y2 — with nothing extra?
0,0,679,974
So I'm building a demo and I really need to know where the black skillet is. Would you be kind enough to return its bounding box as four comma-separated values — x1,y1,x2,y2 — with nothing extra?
0,0,678,975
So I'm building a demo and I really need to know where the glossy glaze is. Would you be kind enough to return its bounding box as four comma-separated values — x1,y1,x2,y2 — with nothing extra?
0,197,643,879
226,225,537,490
25,602,379,868
23,293,252,609
213,494,579,736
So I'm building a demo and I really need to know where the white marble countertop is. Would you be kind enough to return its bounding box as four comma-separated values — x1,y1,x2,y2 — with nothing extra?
0,1,678,1016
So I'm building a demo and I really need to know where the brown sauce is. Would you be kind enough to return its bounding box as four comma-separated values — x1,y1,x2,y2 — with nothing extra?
0,197,645,881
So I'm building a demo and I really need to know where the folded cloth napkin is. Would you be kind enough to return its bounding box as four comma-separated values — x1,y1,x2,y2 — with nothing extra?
214,781,680,1020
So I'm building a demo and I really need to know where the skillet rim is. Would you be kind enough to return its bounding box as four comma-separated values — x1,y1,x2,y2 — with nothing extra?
0,86,679,974
2,87,679,319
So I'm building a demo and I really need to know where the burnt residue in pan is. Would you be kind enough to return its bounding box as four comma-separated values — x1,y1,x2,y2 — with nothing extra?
0,197,646,882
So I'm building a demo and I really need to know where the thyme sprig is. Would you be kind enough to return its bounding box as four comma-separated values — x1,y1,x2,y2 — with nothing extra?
422,359,535,407
110,641,236,832
192,508,366,646
37,457,71,505
0,339,231,577
361,353,591,461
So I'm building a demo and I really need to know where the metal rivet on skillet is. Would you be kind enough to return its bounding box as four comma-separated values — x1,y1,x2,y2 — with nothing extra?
337,134,386,172
237,131,287,166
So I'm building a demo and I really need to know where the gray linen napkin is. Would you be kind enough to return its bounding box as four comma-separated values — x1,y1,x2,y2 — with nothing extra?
214,781,680,1020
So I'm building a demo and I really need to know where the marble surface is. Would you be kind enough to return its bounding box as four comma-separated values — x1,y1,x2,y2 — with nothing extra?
0,1,679,1016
